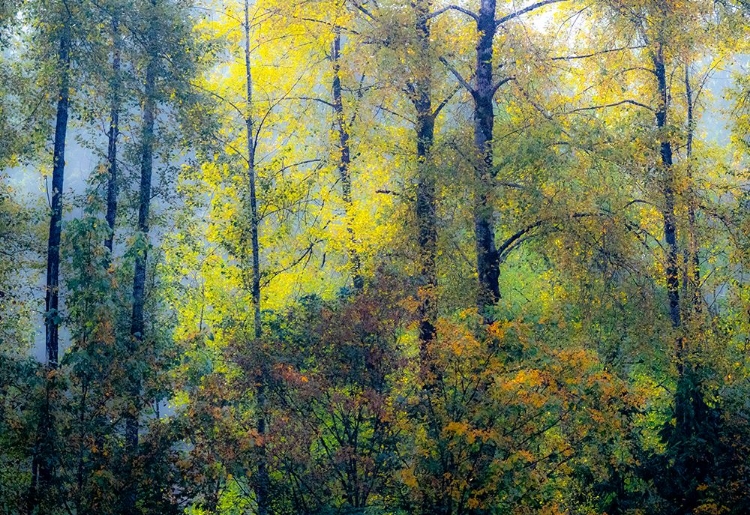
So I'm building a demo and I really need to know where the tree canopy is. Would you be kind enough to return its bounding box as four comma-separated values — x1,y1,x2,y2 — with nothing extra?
1,0,750,514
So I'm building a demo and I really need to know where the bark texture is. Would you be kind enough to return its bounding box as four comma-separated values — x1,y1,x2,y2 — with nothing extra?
413,0,438,358
473,0,501,314
332,28,364,291
653,45,682,333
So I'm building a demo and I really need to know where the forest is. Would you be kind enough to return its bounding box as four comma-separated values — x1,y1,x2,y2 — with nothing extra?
1,0,749,513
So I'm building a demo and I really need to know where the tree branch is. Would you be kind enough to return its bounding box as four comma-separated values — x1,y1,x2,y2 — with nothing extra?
438,56,475,95
427,5,479,21
496,212,605,261
350,0,375,20
492,76,515,96
551,45,646,60
496,0,567,25
375,103,414,125
565,99,654,114
433,83,463,118
292,96,335,108
496,220,545,259
190,81,246,118
261,241,318,288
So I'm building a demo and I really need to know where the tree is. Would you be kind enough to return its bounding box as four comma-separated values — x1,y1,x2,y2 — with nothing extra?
438,0,564,317
26,1,77,509
3,1,750,514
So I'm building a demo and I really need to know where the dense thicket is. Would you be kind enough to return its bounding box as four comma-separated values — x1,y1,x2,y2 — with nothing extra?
1,0,750,514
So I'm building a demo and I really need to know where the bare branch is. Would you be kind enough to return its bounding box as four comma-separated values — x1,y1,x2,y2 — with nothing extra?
292,96,336,108
516,85,553,120
491,76,515,96
375,103,415,125
496,0,567,25
376,188,403,197
438,56,475,95
276,159,323,174
496,220,545,259
427,5,479,21
565,99,654,114
190,82,247,119
350,0,375,20
261,241,318,288
293,17,360,35
433,84,463,118
497,212,605,261
551,45,646,60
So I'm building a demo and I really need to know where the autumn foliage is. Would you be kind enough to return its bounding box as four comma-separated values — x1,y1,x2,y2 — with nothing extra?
1,0,750,514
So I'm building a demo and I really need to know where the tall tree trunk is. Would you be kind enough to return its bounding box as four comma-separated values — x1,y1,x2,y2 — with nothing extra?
123,6,158,509
44,21,72,374
412,0,438,365
104,14,121,254
473,0,501,316
653,44,682,334
332,27,364,291
653,44,709,506
29,21,71,514
652,31,709,515
684,63,701,316
410,4,448,514
243,2,270,514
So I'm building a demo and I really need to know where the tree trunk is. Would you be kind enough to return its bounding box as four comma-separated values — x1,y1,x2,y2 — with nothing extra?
413,0,438,363
243,2,270,514
684,63,701,316
123,6,158,509
332,28,364,291
104,14,121,254
410,4,448,513
652,44,682,334
473,0,501,316
44,20,72,372
29,21,71,513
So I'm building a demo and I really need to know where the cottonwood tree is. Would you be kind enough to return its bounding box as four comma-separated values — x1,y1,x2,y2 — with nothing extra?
437,0,565,317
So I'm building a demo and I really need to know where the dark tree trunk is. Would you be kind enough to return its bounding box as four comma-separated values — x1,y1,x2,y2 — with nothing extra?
413,0,438,359
123,7,158,510
29,22,71,514
653,45,682,334
473,0,501,316
104,14,121,254
652,44,710,515
44,23,72,372
244,0,261,344
243,2,270,514
332,28,364,291
410,4,447,512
